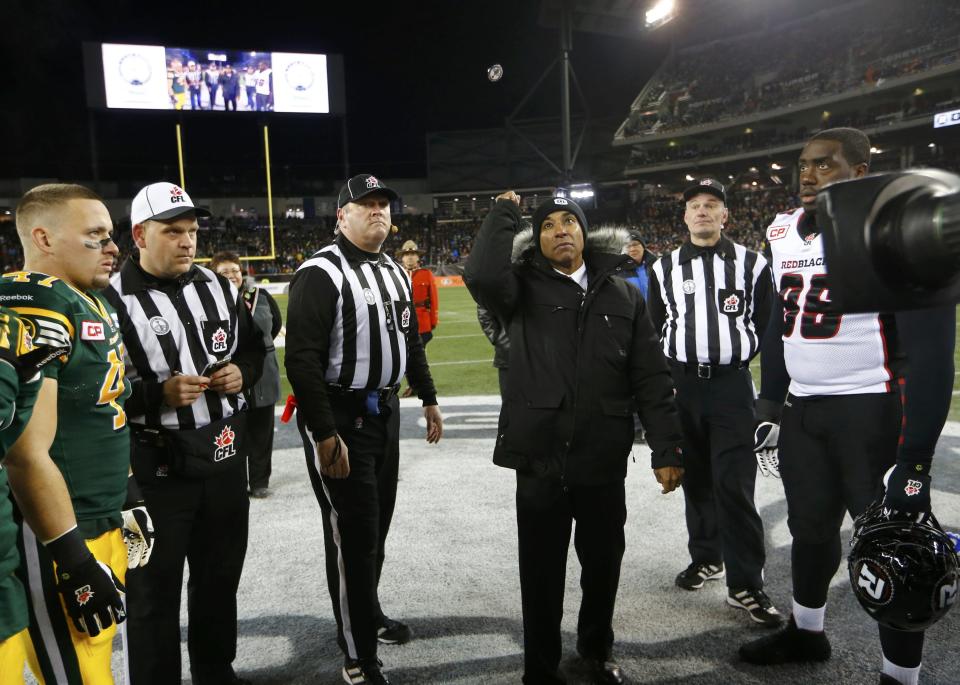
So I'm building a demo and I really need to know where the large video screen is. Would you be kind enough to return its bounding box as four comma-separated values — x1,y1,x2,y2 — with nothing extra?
89,43,342,114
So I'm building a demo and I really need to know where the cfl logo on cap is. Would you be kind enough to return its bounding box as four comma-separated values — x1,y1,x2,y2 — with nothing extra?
554,198,569,205
700,179,714,186
366,176,381,189
170,186,185,204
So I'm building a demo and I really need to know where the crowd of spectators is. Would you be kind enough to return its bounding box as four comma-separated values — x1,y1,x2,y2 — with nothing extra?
619,0,960,139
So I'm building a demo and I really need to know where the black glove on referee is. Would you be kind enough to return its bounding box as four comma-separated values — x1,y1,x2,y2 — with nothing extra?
882,462,932,516
47,527,126,637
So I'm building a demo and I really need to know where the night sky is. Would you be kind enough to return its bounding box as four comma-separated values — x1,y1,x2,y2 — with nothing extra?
5,1,670,185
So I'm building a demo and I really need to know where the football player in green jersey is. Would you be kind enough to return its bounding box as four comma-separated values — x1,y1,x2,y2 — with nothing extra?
2,183,148,684
0,306,123,678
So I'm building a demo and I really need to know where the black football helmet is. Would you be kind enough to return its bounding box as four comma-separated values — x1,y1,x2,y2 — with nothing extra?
848,500,959,632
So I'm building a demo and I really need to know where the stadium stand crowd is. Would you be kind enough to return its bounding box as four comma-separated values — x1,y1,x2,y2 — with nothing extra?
618,0,960,138
0,187,793,276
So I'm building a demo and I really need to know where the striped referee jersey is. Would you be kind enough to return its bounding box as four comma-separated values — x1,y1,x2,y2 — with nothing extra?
647,236,773,366
285,234,437,441
105,257,266,430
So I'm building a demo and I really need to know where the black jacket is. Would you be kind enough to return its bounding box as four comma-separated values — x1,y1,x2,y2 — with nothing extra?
477,304,510,369
464,200,683,485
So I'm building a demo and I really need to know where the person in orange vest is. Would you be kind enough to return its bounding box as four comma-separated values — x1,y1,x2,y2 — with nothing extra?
398,240,438,397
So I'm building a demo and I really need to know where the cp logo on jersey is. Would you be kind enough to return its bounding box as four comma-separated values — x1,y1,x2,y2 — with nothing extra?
81,320,106,341
767,225,788,241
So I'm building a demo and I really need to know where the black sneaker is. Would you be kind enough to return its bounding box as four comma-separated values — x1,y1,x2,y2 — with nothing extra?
675,562,725,590
377,616,411,645
739,616,831,665
878,675,900,685
727,588,784,627
342,658,391,685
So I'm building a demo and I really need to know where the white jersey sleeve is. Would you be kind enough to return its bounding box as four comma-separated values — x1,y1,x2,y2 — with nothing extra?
765,209,900,396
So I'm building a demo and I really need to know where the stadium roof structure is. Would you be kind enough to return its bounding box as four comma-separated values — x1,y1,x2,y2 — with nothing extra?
538,0,846,39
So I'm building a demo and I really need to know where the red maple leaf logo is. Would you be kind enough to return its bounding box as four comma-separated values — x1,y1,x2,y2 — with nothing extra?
725,295,738,307
213,329,226,344
75,585,94,605
170,187,183,196
215,425,235,448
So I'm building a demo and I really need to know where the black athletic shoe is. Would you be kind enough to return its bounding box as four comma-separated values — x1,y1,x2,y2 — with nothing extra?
675,562,725,590
739,616,831,665
342,658,391,685
250,487,269,499
878,675,901,685
377,616,412,645
727,588,784,627
581,658,626,684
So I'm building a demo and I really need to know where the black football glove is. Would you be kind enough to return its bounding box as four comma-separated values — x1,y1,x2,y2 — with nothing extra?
122,475,155,569
47,528,126,637
882,462,932,517
753,421,780,478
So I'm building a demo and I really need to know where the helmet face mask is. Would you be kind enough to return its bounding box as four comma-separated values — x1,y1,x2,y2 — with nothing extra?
848,500,960,632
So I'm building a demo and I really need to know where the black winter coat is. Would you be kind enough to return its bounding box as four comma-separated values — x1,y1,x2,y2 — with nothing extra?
464,200,683,485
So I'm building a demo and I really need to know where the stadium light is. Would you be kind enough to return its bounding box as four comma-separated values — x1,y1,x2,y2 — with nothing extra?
928,142,937,148
771,163,782,170
645,0,676,29
685,174,695,181
870,146,883,154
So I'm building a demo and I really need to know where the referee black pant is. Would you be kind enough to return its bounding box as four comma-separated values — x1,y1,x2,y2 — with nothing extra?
671,363,766,590
299,394,400,663
126,444,250,685
517,473,626,684
779,390,924,666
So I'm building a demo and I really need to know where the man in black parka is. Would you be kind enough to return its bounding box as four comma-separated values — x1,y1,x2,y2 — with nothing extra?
464,191,685,685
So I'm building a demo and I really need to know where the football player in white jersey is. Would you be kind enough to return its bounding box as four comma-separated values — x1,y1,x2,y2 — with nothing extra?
739,128,956,685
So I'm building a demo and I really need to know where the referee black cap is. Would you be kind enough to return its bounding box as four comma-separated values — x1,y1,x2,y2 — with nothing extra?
338,174,399,209
683,178,726,204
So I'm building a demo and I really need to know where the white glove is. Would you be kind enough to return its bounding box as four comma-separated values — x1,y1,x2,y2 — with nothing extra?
121,505,155,568
754,422,780,478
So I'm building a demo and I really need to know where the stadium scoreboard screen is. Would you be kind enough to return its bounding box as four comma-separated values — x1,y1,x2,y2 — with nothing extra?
83,42,345,114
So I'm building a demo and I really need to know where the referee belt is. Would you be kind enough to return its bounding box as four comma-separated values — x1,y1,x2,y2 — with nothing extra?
669,360,749,379
326,384,401,402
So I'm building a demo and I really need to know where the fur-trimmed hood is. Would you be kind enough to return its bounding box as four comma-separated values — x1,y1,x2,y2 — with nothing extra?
510,225,632,265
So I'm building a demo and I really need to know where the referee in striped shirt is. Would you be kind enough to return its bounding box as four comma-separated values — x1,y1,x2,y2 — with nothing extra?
106,182,265,685
646,178,782,627
285,174,442,685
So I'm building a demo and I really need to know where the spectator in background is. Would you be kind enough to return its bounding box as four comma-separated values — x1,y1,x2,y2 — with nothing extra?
211,252,283,499
398,240,439,398
219,64,240,112
618,231,656,300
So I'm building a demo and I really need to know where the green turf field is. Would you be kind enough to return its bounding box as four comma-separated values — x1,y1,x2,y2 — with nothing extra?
273,286,500,401
274,290,960,421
